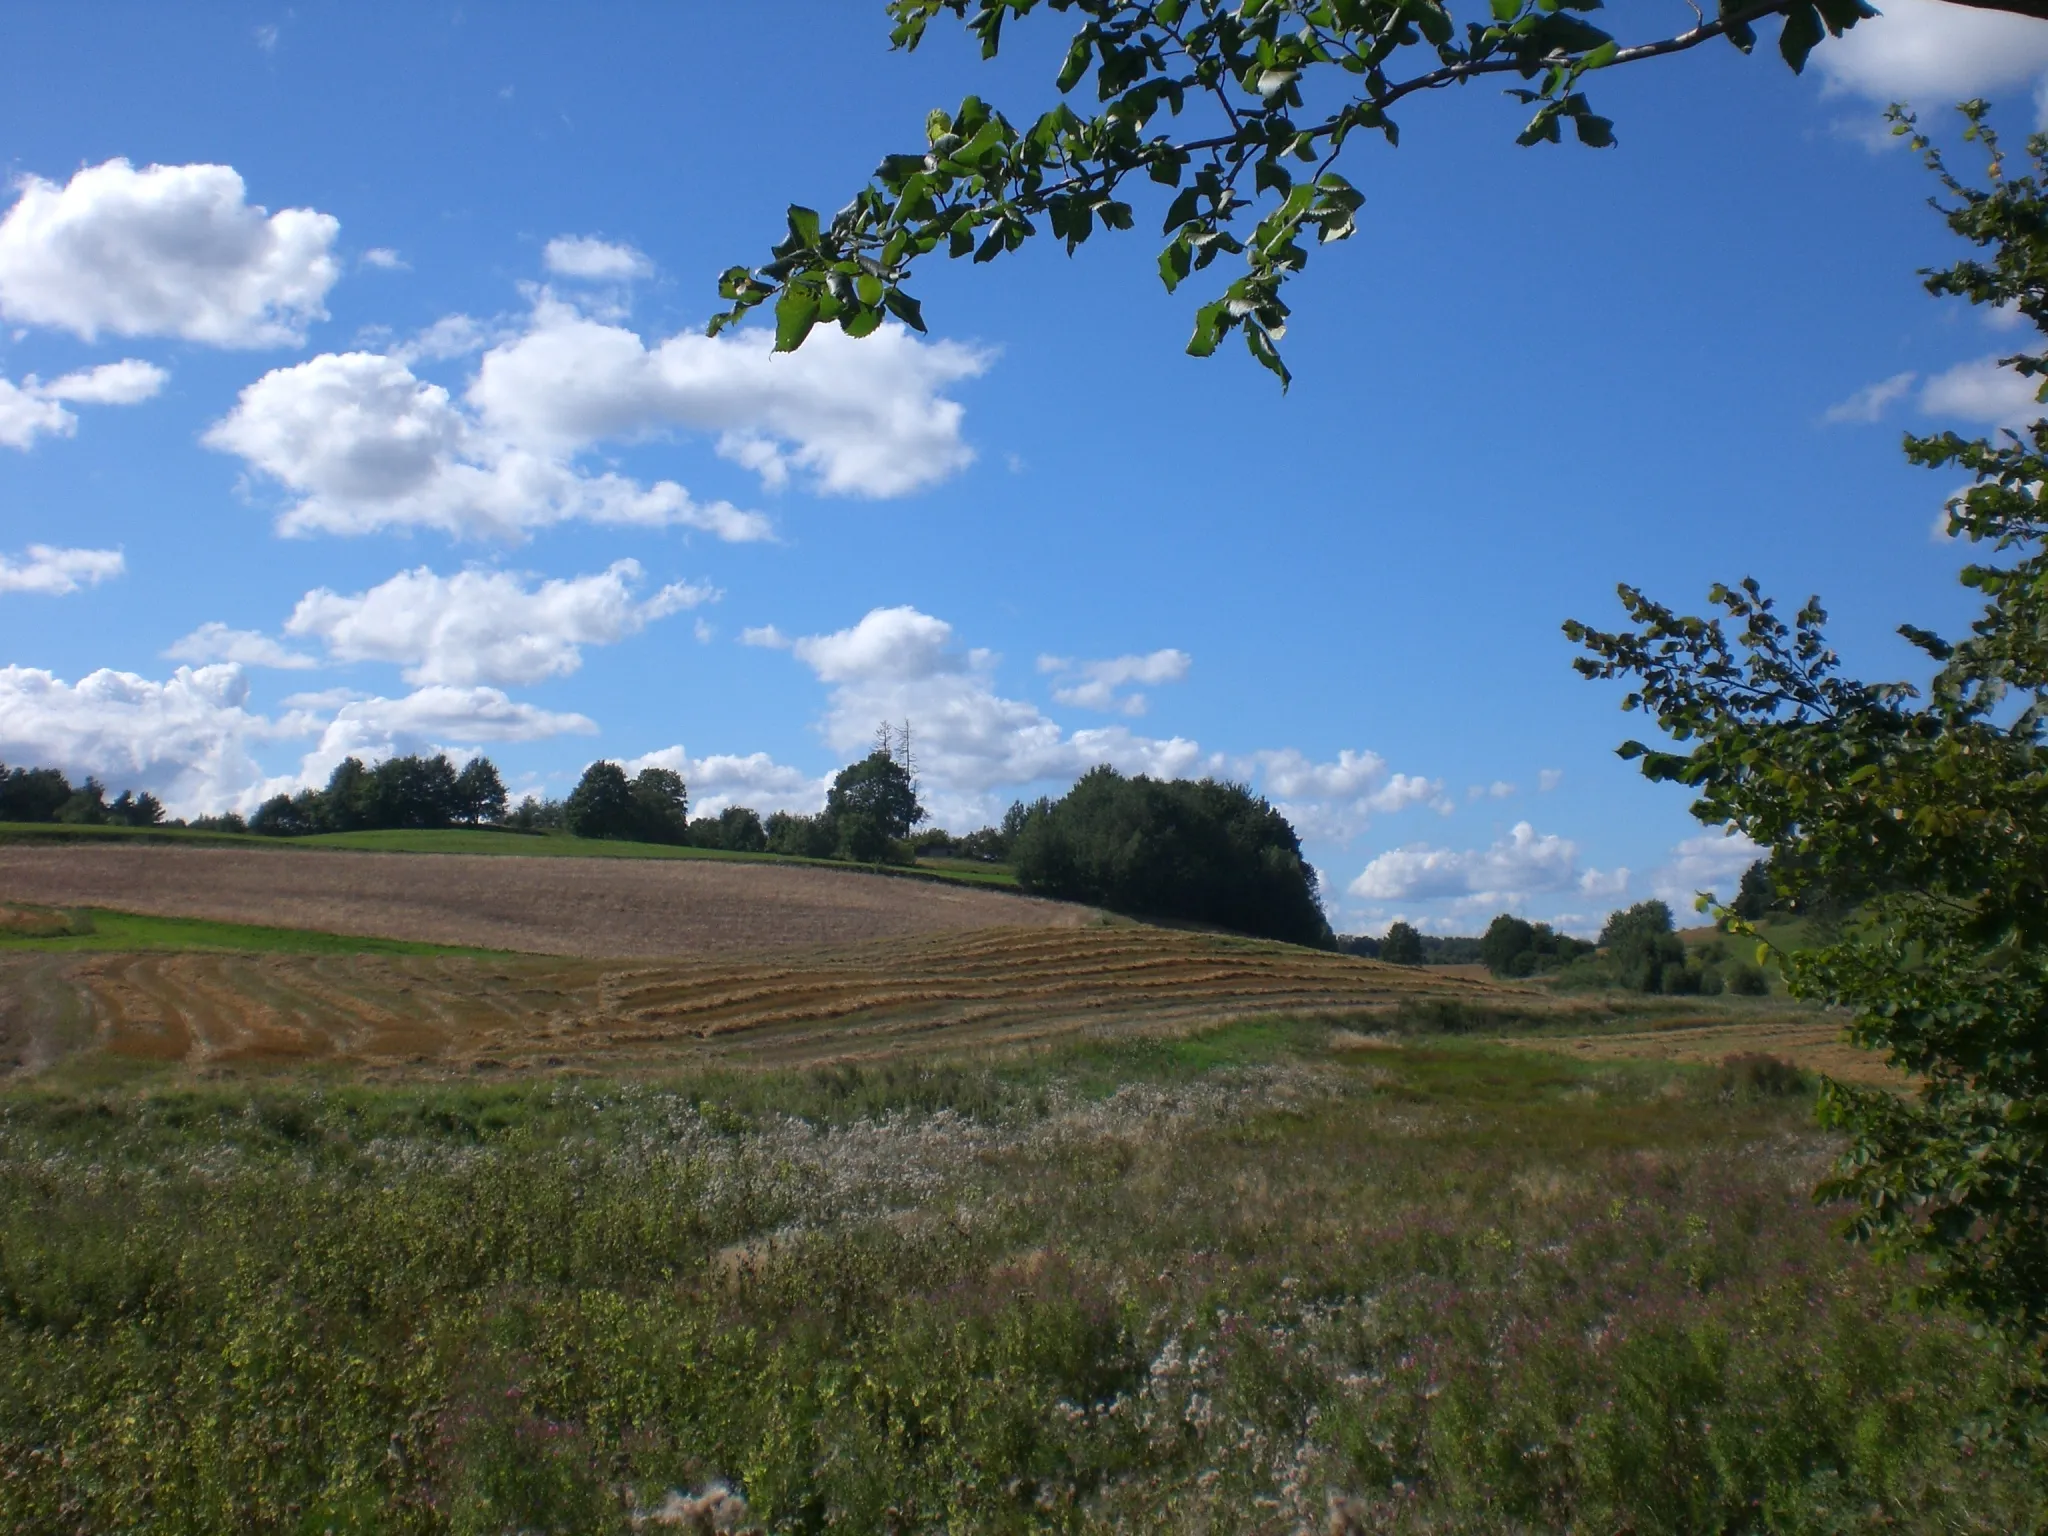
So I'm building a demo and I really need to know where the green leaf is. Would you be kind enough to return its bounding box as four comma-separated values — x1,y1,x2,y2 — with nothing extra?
1574,112,1616,147
1778,3,1823,72
1186,300,1228,358
1056,31,1094,94
882,288,927,332
784,205,821,251
773,287,821,353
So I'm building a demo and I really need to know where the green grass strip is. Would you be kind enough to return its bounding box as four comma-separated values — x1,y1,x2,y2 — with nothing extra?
0,906,506,957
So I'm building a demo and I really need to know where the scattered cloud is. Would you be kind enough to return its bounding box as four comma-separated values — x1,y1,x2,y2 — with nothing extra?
1646,827,1766,913
1919,354,2040,427
741,624,789,649
774,605,1213,825
542,235,653,281
1348,821,1622,908
469,293,987,498
39,358,169,405
1467,780,1516,801
624,745,828,817
0,662,294,815
361,247,407,271
0,377,73,448
761,605,1442,836
1038,648,1190,715
299,685,595,778
1247,747,1448,840
283,559,716,685
253,23,280,51
208,288,986,538
0,159,339,346
1537,768,1563,793
0,360,166,447
164,621,318,669
392,313,488,364
204,347,769,541
1816,0,2048,105
0,544,124,595
1823,369,1916,424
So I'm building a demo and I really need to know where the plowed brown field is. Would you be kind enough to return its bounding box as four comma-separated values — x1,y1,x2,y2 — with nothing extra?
0,844,1089,958
0,925,1531,1078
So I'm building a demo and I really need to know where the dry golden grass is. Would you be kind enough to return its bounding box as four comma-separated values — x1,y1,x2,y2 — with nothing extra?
2,925,1545,1078
1511,1012,1897,1085
0,843,1089,958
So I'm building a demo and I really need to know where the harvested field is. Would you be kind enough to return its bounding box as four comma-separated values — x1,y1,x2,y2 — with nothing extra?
0,924,1532,1078
0,843,1086,959
1512,1010,1896,1085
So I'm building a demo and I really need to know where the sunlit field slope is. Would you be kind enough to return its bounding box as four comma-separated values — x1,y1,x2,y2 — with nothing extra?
1,924,1539,1080
0,842,1079,960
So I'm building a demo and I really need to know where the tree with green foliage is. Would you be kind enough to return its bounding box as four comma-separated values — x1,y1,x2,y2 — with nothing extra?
1378,919,1424,965
1477,910,1595,978
0,764,74,823
1569,104,2048,1386
765,808,839,859
454,757,508,827
826,751,925,857
564,762,636,841
628,767,691,845
1011,766,1330,945
704,0,2048,386
693,804,768,853
1731,857,1775,923
1596,899,1693,994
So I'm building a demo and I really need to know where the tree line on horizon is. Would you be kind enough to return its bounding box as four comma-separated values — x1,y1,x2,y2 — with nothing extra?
0,763,167,829
1345,877,1773,997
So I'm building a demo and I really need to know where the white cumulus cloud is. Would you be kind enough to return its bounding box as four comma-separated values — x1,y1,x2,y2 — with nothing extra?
1647,827,1767,913
164,621,318,670
1817,0,2048,104
203,348,769,541
468,295,986,498
623,745,830,817
0,159,339,347
0,359,166,448
1348,821,1615,905
764,605,1441,838
0,544,124,595
0,378,76,448
1039,648,1190,715
1920,354,2040,427
543,235,653,281
0,662,296,815
204,289,986,539
284,560,716,685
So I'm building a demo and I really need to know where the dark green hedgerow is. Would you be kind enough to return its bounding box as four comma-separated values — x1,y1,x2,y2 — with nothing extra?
0,1033,2039,1533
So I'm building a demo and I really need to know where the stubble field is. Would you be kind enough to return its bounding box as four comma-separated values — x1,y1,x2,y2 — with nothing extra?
0,843,1086,959
2,923,1539,1080
6,845,2019,1534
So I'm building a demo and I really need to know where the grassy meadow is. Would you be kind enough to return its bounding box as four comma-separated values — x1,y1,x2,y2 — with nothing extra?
2,1020,2039,1534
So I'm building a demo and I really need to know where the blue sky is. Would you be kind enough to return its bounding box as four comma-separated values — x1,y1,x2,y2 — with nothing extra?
4,1,2047,936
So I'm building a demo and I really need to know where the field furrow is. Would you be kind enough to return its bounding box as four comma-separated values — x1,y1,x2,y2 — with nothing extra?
4,924,1527,1077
